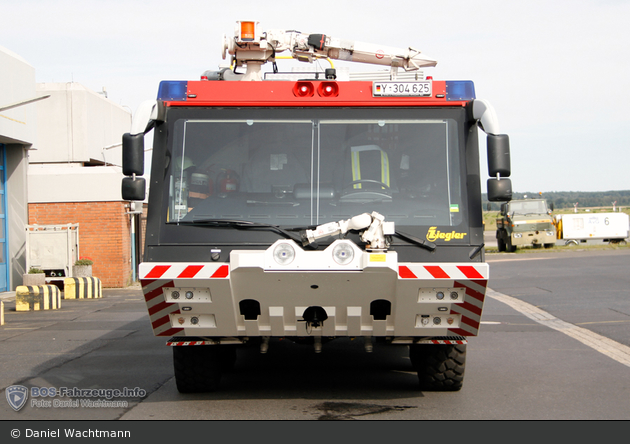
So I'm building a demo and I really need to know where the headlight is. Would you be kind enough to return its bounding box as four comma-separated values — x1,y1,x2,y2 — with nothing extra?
514,233,522,238
273,243,295,265
332,242,354,265
546,231,554,236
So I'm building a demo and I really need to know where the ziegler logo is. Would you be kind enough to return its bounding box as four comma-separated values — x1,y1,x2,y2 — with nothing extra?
426,227,468,242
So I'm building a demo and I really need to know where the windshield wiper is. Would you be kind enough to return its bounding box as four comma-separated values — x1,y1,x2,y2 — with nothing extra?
174,218,311,244
393,230,436,252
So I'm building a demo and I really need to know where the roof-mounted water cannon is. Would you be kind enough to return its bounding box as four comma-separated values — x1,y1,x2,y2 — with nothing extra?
222,20,438,81
221,21,273,81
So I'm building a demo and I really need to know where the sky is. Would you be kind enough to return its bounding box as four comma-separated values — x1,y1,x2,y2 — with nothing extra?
1,0,629,193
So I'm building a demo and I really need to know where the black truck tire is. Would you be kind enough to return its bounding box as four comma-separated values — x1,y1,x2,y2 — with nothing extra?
506,237,517,252
173,346,226,393
497,234,506,252
409,343,466,391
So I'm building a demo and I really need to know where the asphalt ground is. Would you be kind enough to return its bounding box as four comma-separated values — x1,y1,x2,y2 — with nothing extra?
1,249,628,424
0,284,170,421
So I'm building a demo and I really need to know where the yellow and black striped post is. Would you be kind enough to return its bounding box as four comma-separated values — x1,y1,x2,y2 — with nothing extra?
16,285,62,311
63,277,102,299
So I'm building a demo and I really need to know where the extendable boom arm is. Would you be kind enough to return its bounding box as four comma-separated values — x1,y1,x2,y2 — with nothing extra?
222,22,437,79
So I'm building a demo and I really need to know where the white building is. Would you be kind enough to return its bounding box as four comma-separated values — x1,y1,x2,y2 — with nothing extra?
0,45,38,291
1,44,134,291
27,83,134,288
29,82,131,204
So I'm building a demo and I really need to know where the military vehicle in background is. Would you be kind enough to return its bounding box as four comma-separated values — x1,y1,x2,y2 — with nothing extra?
496,198,555,252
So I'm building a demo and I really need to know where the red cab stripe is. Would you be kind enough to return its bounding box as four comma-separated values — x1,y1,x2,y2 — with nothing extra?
425,266,450,279
211,265,229,278
398,266,417,279
457,265,484,279
145,265,170,279
178,265,204,278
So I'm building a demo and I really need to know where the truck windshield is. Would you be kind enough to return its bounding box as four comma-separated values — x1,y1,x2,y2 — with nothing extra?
509,200,547,215
165,110,464,231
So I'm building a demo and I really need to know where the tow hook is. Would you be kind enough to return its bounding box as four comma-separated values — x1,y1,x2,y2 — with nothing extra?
302,306,328,330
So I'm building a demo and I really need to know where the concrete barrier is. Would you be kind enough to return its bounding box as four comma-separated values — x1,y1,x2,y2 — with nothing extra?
1,301,4,325
16,285,62,311
63,277,102,299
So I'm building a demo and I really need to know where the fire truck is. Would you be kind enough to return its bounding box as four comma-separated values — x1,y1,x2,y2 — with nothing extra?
122,21,513,392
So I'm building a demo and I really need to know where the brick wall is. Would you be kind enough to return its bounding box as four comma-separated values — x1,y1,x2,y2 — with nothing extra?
28,201,132,288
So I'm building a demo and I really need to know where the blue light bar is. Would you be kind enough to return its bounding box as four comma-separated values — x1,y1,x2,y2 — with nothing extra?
157,81,188,101
445,81,476,101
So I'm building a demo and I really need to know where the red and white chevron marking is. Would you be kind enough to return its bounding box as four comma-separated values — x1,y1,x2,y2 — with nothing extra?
140,263,229,280
416,339,468,345
139,264,229,336
399,263,488,337
140,261,488,338
140,278,183,337
167,340,212,346
398,264,488,280
448,279,487,336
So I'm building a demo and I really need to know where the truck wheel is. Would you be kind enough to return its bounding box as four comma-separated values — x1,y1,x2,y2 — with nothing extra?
220,345,237,372
506,238,517,253
544,243,554,249
409,343,466,391
173,346,226,393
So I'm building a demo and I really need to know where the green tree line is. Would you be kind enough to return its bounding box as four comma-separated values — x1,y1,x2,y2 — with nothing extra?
483,190,630,211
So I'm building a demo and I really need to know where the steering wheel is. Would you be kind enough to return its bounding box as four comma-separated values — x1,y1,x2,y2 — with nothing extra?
344,179,391,191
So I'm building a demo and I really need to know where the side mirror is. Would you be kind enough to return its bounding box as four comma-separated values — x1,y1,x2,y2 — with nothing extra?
487,178,512,202
122,133,144,176
487,134,510,177
122,177,146,201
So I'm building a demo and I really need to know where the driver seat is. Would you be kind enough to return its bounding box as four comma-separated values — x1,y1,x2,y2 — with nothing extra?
348,145,391,191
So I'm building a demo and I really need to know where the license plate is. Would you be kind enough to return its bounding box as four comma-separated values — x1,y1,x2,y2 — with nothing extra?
373,82,432,97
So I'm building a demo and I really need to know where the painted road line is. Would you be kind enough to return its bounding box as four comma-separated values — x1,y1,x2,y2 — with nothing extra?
487,288,630,368
486,256,558,263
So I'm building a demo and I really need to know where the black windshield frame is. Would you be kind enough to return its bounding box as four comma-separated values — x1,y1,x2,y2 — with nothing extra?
150,106,475,248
